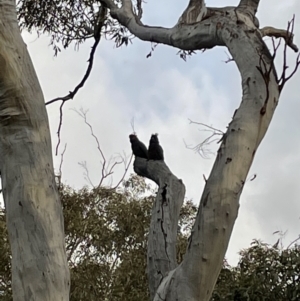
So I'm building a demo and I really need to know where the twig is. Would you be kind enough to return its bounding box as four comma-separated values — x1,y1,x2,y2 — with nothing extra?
287,235,300,249
78,161,95,187
189,119,224,134
277,16,300,91
56,143,67,189
260,18,299,53
73,108,107,185
73,108,132,189
48,6,107,155
110,153,133,190
55,100,65,155
130,118,136,134
46,7,106,106
185,119,224,158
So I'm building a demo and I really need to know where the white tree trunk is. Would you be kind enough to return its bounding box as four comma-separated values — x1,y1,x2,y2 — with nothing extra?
110,0,295,300
0,0,295,300
0,1,70,300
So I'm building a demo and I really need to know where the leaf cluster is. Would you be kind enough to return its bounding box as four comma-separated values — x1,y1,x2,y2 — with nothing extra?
17,0,130,55
211,239,300,301
0,176,299,301
0,208,11,301
0,174,196,301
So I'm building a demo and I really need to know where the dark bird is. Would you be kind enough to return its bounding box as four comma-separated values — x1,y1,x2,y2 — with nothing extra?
148,134,164,160
129,134,148,159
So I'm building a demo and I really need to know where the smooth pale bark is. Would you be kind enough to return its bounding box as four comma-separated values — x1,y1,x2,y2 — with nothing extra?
0,1,70,300
133,158,185,299
116,0,294,300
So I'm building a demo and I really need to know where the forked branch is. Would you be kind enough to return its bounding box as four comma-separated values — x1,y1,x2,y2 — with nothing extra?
74,108,132,190
100,0,222,50
133,158,185,300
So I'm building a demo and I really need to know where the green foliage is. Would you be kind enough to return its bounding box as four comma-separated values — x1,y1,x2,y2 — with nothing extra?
17,0,131,54
211,240,300,301
0,174,196,300
62,175,154,300
0,207,11,301
61,174,196,300
0,175,299,301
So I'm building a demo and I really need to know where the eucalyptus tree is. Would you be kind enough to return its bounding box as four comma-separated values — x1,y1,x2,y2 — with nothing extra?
0,0,299,301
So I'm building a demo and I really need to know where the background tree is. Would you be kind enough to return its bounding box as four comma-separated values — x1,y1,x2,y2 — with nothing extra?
0,175,197,301
211,240,300,301
1,176,299,300
1,0,299,300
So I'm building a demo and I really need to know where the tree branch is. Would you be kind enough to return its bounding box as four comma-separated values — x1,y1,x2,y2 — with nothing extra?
260,26,299,52
47,6,107,155
45,6,107,106
101,0,225,50
238,0,260,15
133,157,185,300
150,9,299,301
178,0,207,25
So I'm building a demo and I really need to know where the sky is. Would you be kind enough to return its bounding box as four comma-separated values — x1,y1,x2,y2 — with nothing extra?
15,0,300,265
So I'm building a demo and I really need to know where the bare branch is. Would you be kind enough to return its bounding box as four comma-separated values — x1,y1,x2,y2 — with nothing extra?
46,6,107,106
275,17,300,91
287,235,300,249
74,109,132,190
49,6,107,155
78,161,95,187
110,153,133,190
72,108,107,186
186,120,224,158
260,25,299,53
55,144,67,190
55,100,65,156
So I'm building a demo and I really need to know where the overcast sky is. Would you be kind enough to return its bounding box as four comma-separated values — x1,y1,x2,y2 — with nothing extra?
19,0,300,265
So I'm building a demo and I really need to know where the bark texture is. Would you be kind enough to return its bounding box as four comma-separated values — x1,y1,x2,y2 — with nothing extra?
0,1,70,300
118,0,294,300
134,158,185,299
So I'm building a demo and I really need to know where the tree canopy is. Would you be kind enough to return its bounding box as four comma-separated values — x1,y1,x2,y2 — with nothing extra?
1,175,299,301
17,0,131,55
1,0,299,300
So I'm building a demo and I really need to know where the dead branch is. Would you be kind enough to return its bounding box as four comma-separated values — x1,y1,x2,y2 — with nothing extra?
110,152,133,190
74,108,133,190
287,235,300,249
275,17,300,91
48,6,107,156
185,119,224,158
46,7,106,107
55,100,65,155
73,108,107,186
78,161,95,187
260,22,299,53
55,144,67,190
